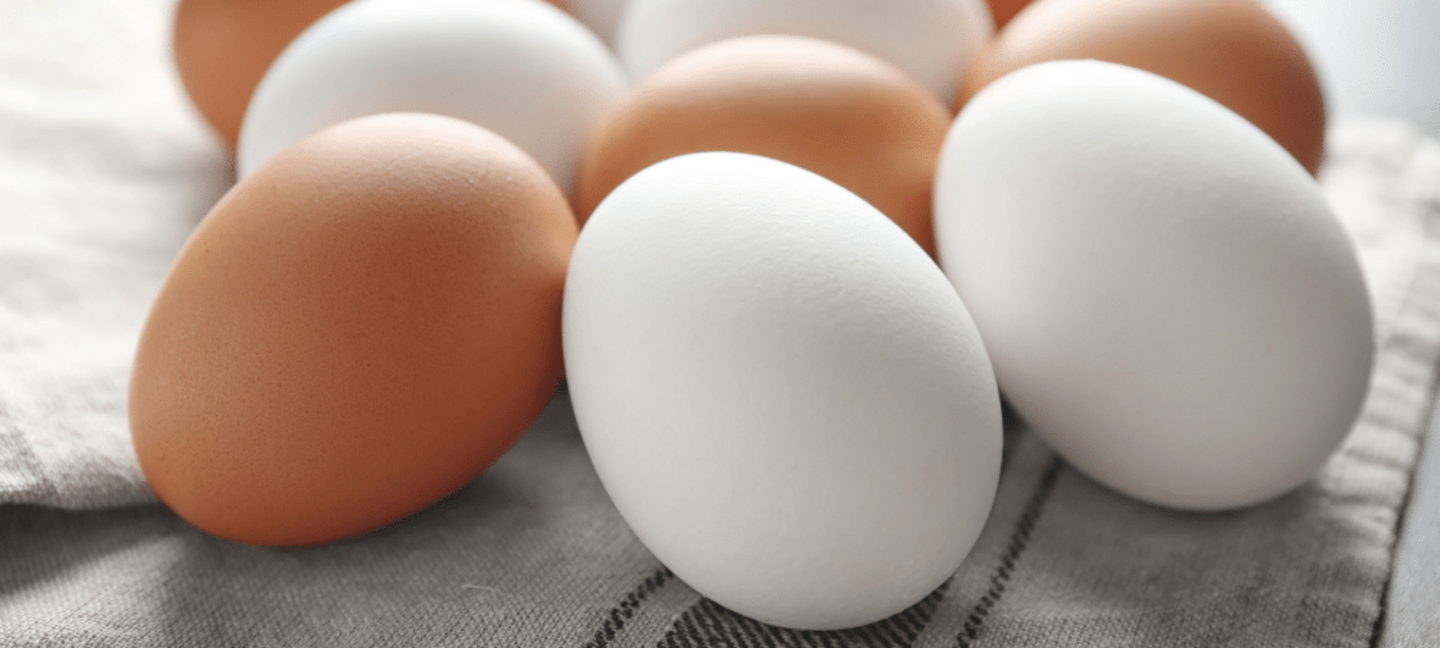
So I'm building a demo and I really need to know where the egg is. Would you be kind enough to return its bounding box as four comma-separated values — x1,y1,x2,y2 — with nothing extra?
172,0,351,149
565,152,1002,630
130,113,578,546
615,0,995,106
959,0,1327,174
572,35,951,256
986,0,1034,28
934,60,1373,510
569,0,629,44
171,0,573,150
237,0,628,191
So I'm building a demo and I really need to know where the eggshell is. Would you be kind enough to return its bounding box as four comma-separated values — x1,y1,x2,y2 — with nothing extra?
237,0,628,191
172,0,351,150
565,152,1002,630
959,0,1327,174
569,0,629,43
986,0,1034,28
615,0,994,105
130,113,578,546
171,0,572,149
572,35,951,256
934,60,1373,510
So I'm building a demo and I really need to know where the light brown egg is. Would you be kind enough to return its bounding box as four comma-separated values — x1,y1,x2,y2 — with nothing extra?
173,0,352,150
129,113,577,547
986,0,1035,29
958,0,1326,175
173,0,570,150
571,35,952,257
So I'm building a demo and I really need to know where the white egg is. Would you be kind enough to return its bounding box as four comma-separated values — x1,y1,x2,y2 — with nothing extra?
236,0,628,191
933,60,1374,511
564,152,1002,630
614,0,994,105
569,0,630,44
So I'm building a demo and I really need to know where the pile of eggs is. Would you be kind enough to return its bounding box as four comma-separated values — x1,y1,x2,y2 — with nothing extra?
131,0,1374,631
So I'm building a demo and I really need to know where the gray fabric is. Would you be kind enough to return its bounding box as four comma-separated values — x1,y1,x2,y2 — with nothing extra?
1384,405,1440,648
5,1,1440,646
1380,123,1440,646
1358,118,1440,648
2,398,666,646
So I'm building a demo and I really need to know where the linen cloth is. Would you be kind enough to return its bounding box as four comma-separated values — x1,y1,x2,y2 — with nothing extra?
4,1,1440,646
1385,392,1440,648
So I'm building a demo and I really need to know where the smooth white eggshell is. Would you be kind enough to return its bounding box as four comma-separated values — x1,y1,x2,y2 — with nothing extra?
564,152,1002,630
933,60,1374,511
615,0,993,105
237,0,628,191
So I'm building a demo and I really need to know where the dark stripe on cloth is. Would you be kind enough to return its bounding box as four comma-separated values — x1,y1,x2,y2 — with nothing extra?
655,578,950,647
955,455,1065,648
586,567,675,648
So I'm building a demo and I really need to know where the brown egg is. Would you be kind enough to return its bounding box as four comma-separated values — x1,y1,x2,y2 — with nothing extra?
958,0,1326,174
173,0,352,149
987,0,1035,29
572,35,952,257
130,113,577,547
173,0,570,150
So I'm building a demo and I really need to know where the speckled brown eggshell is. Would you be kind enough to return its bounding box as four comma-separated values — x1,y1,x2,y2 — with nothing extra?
571,35,951,257
957,0,1326,174
129,113,577,547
